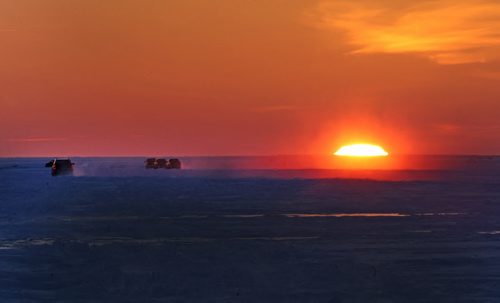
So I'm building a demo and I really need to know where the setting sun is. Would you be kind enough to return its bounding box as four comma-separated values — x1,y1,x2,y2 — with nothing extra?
334,144,389,157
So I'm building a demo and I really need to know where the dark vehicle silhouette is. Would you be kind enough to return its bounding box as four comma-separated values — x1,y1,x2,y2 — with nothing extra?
145,158,181,169
168,158,181,169
156,158,168,168
145,158,157,169
47,159,74,176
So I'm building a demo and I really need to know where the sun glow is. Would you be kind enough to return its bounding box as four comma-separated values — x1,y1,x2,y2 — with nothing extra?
334,144,389,157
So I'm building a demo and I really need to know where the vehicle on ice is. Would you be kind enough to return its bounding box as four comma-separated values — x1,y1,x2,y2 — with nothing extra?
168,158,181,169
156,158,168,168
144,158,181,169
45,159,74,176
145,158,157,169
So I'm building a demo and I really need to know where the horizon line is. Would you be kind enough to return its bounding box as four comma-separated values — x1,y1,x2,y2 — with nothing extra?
1,153,499,159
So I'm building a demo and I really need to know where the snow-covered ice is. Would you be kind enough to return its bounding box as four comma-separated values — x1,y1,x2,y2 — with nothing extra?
1,156,500,302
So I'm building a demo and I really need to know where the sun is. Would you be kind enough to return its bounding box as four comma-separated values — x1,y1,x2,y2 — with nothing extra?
334,144,389,157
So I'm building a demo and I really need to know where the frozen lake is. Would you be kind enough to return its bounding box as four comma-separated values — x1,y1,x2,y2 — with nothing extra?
1,156,500,302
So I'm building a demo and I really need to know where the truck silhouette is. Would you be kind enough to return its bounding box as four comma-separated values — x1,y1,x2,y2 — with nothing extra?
45,159,74,176
144,158,181,169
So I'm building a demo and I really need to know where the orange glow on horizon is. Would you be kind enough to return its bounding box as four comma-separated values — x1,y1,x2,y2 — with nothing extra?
334,144,389,157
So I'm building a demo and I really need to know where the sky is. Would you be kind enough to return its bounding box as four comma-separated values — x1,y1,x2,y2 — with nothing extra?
1,0,500,156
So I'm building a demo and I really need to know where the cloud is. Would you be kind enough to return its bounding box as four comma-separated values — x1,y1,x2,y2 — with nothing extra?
7,137,67,143
471,69,500,80
434,123,500,134
251,105,299,113
309,0,500,64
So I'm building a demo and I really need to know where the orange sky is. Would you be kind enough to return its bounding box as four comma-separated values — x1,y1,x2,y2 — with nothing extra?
1,0,500,156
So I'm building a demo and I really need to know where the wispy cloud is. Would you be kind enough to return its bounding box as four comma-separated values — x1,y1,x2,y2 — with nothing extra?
251,105,299,113
7,137,67,143
471,69,500,80
433,123,500,134
309,0,500,64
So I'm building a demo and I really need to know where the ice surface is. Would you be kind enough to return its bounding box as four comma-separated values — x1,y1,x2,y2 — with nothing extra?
1,157,500,302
